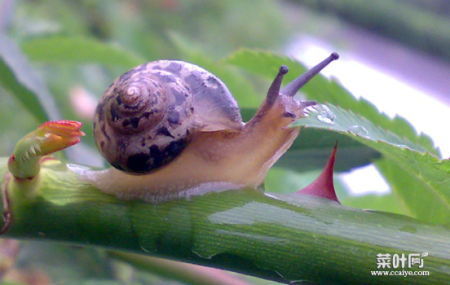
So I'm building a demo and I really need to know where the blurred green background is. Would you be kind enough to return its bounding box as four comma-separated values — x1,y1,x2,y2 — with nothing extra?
2,0,450,160
3,0,450,155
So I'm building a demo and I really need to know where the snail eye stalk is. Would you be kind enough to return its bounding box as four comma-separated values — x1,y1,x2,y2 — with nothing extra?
266,65,289,106
281,52,339,97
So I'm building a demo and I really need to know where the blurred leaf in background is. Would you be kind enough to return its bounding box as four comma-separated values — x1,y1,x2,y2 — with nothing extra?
291,0,450,63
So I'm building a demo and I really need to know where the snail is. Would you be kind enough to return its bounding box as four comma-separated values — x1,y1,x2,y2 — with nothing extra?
82,53,339,202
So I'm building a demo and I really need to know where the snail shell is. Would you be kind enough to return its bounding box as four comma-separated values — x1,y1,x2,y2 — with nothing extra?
94,60,243,174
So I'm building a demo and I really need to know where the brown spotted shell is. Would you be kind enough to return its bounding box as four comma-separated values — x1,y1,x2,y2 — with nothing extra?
94,60,243,174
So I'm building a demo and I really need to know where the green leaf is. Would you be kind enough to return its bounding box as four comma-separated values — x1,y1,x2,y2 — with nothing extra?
21,36,145,69
293,103,450,224
0,33,60,122
225,48,439,156
292,104,427,152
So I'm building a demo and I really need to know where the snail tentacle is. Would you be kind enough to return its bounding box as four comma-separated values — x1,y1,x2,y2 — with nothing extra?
281,52,339,97
266,65,289,106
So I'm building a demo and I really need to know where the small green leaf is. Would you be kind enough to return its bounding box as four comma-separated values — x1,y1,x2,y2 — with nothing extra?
0,33,60,122
21,36,145,68
291,104,427,152
293,103,450,224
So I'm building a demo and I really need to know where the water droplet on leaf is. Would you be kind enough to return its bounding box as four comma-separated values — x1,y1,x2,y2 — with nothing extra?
315,105,335,124
347,125,369,137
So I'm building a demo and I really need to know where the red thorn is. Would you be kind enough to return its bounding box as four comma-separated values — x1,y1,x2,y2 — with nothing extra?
297,141,340,203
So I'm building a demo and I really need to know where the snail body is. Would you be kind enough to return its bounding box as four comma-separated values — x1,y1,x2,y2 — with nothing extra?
84,54,339,202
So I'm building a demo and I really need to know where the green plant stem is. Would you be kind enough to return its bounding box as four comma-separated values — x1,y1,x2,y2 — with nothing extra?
1,158,449,285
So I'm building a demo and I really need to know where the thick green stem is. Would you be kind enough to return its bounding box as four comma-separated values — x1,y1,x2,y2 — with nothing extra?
1,159,449,285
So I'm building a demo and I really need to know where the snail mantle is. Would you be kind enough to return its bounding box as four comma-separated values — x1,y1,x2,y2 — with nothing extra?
80,53,339,202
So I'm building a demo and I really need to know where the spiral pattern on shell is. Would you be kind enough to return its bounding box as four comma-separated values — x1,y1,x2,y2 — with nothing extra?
94,60,243,174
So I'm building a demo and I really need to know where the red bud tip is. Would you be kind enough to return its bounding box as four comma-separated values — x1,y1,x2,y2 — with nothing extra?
39,120,85,138
35,120,85,155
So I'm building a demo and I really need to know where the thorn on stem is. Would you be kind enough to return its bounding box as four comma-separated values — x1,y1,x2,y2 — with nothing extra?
297,141,340,203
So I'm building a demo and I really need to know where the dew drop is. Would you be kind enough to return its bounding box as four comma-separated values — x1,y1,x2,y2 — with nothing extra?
347,125,369,137
315,105,335,124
